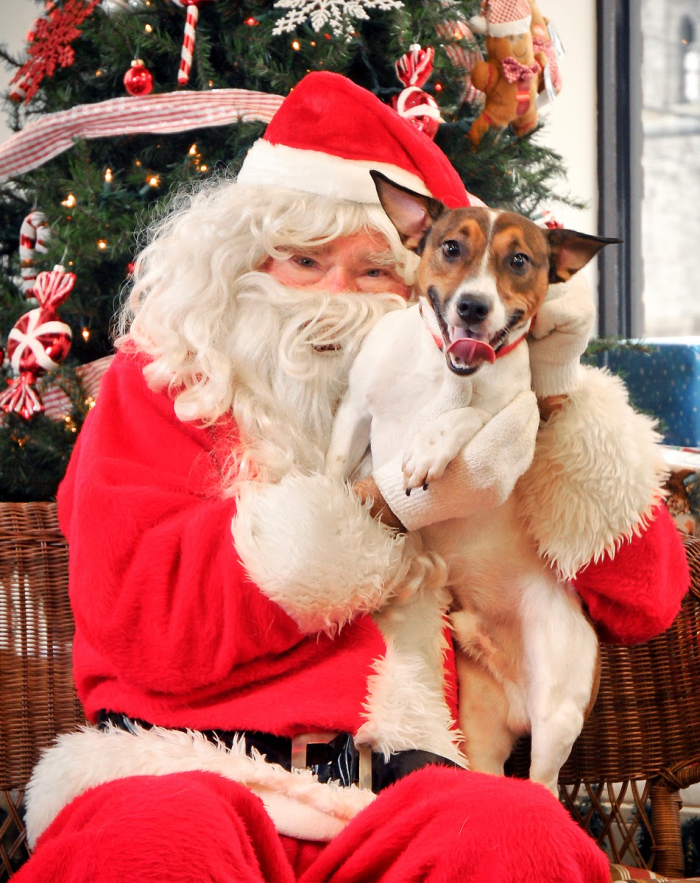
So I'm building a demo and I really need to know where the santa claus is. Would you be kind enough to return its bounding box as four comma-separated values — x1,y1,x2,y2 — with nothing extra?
16,72,687,883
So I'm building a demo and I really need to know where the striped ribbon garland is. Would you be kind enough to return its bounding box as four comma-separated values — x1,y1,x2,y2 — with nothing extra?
0,89,284,183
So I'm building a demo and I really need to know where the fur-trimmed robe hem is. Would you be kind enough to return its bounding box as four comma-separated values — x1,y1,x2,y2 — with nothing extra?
24,724,376,850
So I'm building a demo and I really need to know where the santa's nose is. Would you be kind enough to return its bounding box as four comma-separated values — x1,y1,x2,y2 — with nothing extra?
319,266,354,293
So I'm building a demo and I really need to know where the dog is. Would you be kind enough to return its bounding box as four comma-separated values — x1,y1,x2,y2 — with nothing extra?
326,171,618,793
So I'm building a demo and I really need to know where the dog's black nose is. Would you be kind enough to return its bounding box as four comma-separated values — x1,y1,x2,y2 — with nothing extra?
456,296,490,325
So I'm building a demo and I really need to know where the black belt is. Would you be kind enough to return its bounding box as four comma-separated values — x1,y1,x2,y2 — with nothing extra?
97,711,461,793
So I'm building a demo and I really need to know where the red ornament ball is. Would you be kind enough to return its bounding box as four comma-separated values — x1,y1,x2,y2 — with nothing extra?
124,60,154,97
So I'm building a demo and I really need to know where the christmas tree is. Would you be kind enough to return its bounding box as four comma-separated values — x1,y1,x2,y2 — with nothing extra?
0,0,574,501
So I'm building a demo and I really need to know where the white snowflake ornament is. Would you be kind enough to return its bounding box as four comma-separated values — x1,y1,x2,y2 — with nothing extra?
272,0,404,41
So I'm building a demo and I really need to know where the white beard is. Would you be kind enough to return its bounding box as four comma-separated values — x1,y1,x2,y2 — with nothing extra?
223,273,406,486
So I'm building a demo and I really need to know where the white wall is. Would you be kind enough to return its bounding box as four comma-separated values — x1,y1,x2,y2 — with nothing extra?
537,0,598,237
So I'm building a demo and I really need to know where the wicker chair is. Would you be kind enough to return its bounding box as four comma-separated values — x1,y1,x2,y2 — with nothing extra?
1,502,700,880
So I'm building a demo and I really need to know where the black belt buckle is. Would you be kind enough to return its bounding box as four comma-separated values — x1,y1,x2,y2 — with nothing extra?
290,732,373,790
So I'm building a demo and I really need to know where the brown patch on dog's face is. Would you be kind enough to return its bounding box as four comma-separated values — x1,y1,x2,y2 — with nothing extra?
415,208,491,299
415,209,550,327
488,213,551,322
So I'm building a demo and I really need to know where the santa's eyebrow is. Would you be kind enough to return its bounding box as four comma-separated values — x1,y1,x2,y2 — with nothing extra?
361,250,398,267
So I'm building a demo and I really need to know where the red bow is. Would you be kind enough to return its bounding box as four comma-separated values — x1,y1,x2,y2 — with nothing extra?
501,57,539,84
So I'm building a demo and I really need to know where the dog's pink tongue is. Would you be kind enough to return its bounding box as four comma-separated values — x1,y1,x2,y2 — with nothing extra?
446,338,496,366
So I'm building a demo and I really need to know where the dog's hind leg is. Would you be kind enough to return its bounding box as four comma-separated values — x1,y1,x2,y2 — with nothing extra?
453,612,519,776
521,578,599,794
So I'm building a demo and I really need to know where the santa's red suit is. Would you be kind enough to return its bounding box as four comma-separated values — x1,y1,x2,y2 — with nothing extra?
16,346,688,882
16,73,690,882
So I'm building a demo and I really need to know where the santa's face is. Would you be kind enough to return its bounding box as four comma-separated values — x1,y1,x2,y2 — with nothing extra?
260,232,409,299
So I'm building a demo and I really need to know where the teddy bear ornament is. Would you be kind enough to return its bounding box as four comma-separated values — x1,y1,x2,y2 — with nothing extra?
468,0,548,145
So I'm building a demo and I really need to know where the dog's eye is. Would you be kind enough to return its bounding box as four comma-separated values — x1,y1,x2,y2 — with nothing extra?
510,253,530,270
442,240,461,260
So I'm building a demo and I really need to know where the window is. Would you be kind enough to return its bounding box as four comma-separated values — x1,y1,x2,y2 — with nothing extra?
597,0,700,338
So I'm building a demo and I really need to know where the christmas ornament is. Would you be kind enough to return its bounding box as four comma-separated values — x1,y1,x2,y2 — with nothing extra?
177,0,213,86
0,267,74,420
393,45,442,140
19,211,51,298
123,59,154,96
468,0,547,145
272,0,404,41
8,0,100,105
435,12,484,106
0,89,284,182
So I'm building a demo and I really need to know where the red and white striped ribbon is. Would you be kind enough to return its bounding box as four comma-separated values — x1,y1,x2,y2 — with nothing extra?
178,4,199,86
0,89,284,183
41,353,115,420
435,17,484,105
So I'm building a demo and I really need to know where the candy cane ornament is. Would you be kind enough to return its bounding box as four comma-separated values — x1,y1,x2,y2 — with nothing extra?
19,210,51,299
393,45,443,140
0,266,73,420
178,0,213,87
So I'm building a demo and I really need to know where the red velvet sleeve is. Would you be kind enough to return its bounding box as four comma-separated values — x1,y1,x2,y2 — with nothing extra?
58,351,304,694
572,504,690,644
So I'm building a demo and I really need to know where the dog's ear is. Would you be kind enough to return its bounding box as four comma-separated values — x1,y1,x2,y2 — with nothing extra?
370,170,445,253
545,228,622,284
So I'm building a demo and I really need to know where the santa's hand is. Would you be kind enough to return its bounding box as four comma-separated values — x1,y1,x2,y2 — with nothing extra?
353,475,406,532
528,272,595,398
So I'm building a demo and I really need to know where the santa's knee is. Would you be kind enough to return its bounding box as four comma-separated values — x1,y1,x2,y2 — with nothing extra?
17,771,292,883
383,768,609,882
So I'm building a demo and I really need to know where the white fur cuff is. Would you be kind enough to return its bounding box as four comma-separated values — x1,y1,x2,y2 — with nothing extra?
517,366,668,579
231,472,409,633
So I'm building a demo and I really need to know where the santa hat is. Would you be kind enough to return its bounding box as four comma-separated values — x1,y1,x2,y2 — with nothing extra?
471,0,532,37
237,71,470,209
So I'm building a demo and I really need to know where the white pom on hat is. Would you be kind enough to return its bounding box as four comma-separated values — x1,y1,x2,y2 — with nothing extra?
237,72,471,208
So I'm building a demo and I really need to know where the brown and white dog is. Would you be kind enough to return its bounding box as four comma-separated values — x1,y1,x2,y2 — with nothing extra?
326,172,618,792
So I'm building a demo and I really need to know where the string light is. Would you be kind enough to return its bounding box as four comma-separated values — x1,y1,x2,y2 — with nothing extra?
97,239,108,250
199,164,208,172
244,16,258,26
95,69,103,77
144,23,153,33
134,159,142,167
81,327,90,342
292,40,301,50
63,416,78,433
189,144,198,155
434,82,443,92
147,174,160,187
85,396,96,410
61,194,76,207
104,168,113,182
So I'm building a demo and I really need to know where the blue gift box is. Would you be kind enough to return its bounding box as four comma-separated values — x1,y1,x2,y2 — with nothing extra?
595,338,700,447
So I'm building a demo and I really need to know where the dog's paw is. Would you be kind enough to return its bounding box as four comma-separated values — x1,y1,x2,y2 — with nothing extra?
402,427,462,492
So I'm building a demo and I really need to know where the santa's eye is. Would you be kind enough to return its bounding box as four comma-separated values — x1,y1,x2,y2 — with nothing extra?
294,255,317,269
442,240,461,260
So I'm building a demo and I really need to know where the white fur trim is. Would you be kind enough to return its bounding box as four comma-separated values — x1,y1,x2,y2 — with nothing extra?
231,472,412,633
488,16,532,37
25,724,376,850
516,366,668,579
358,583,467,766
237,140,433,204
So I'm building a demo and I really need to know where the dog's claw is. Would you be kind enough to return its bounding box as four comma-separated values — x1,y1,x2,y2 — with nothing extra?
422,482,429,491
405,487,412,497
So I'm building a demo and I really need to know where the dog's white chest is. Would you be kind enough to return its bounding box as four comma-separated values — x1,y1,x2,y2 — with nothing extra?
357,307,464,467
